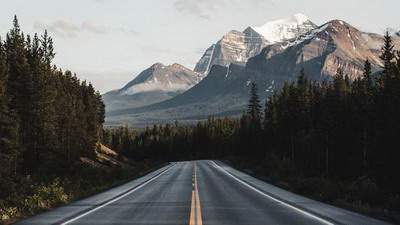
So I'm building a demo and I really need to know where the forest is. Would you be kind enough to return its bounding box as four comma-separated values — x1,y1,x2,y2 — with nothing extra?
103,32,400,220
0,17,152,224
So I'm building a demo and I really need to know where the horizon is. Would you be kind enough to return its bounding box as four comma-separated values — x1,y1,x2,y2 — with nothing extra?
1,0,399,93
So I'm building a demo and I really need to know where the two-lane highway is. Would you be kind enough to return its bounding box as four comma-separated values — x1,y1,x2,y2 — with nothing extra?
197,161,328,225
17,161,391,225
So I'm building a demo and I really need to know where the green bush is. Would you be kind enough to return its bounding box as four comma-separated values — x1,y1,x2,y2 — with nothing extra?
21,178,70,214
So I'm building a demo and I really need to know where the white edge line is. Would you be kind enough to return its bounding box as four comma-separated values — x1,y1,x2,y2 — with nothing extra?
211,161,335,225
60,163,175,225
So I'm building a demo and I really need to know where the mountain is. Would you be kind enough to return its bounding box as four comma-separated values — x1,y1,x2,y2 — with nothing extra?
252,13,317,44
103,63,204,111
248,20,399,83
106,18,400,126
247,20,389,81
194,14,317,75
194,27,268,75
106,64,253,126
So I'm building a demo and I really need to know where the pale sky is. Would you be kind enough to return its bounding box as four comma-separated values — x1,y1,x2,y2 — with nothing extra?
0,0,398,93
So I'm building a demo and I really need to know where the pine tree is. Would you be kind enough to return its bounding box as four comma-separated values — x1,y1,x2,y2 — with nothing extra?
247,82,262,120
25,32,58,172
363,60,372,79
4,16,34,173
0,37,20,196
297,68,307,89
380,31,395,78
333,68,349,97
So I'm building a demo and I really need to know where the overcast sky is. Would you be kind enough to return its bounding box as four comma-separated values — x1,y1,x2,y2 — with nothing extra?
1,0,398,93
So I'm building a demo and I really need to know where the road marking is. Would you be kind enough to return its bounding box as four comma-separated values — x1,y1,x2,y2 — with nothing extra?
59,164,175,225
189,162,203,225
211,161,335,225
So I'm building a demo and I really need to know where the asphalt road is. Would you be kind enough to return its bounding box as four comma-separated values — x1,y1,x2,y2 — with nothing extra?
16,161,391,225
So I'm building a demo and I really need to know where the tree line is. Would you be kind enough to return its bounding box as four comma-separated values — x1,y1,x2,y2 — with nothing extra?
258,32,400,191
103,32,400,213
0,16,105,201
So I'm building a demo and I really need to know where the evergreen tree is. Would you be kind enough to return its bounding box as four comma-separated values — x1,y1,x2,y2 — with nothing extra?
363,59,372,83
4,16,34,174
380,31,395,78
0,37,20,197
247,82,262,120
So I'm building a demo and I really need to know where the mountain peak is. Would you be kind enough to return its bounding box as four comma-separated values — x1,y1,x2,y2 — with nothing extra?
150,62,164,69
251,13,317,43
243,26,263,37
170,63,189,71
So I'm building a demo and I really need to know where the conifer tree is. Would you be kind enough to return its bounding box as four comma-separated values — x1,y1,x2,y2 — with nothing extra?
247,82,262,120
363,60,372,81
4,16,35,173
0,37,20,195
380,31,395,77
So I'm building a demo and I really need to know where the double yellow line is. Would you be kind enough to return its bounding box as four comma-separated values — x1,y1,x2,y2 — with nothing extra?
189,162,203,225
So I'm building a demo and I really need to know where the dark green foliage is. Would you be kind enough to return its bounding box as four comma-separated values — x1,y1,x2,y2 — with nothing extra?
380,31,395,78
0,36,20,200
247,82,262,121
0,16,106,221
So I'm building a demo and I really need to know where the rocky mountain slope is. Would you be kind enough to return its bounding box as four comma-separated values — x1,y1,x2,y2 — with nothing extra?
247,20,391,81
103,63,204,111
194,27,268,74
105,16,400,126
194,14,317,75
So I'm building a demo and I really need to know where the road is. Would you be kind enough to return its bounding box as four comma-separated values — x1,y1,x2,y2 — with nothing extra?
16,161,391,225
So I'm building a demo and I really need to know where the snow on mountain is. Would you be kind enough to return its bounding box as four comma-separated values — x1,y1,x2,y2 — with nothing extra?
103,63,204,111
105,16,400,126
107,19,400,127
120,63,203,96
194,27,267,74
194,14,317,75
251,13,317,44
248,19,400,81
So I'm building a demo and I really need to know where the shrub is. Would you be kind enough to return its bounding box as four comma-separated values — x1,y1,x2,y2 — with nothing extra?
21,178,70,214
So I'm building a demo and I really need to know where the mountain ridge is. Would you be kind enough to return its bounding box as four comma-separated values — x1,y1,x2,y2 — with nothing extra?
105,16,400,126
103,62,204,111
194,14,317,75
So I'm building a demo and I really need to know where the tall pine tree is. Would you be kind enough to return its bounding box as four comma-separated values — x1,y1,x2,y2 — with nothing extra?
247,82,262,120
4,16,34,174
380,31,395,79
0,37,20,197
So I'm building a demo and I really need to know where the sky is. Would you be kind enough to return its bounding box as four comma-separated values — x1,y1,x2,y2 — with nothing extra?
0,0,398,93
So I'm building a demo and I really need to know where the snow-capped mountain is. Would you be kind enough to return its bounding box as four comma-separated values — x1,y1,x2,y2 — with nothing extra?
103,63,204,111
106,19,400,126
194,14,317,75
194,27,268,74
252,13,317,44
248,20,396,80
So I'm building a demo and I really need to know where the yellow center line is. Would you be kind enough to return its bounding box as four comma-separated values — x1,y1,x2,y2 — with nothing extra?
189,162,203,225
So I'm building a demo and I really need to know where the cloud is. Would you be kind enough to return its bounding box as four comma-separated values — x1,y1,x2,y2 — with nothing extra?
34,19,138,38
34,20,80,38
173,0,274,20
